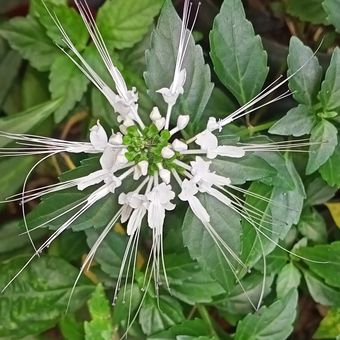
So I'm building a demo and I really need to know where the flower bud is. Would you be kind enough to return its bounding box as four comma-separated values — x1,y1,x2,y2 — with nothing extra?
109,132,123,145
176,115,189,130
154,117,165,131
150,107,162,121
161,146,175,159
159,168,171,184
172,139,188,152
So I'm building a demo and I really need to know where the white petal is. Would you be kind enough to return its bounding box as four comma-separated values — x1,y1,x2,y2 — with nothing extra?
76,170,106,191
217,145,245,158
121,205,133,223
127,207,146,236
150,107,162,121
188,196,210,223
90,121,108,149
196,130,218,151
148,202,165,230
208,188,231,206
154,117,165,131
100,147,116,170
109,132,123,145
138,160,149,176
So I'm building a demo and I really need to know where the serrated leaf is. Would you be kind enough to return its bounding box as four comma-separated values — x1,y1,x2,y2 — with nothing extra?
303,270,340,306
164,253,225,305
298,208,327,243
96,0,162,50
320,140,340,187
305,177,337,205
314,308,340,339
84,284,113,340
0,99,61,147
235,289,298,340
319,47,340,111
144,0,213,128
276,263,301,298
306,119,338,174
0,256,93,338
211,153,276,185
49,54,89,122
139,294,184,336
31,0,88,51
286,0,327,24
0,16,59,71
297,242,340,289
287,37,322,106
269,105,316,137
150,318,212,339
182,193,241,293
323,0,340,33
210,0,268,105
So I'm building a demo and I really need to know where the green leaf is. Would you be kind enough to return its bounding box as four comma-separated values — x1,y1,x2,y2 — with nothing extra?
59,315,84,340
0,99,61,147
297,242,340,289
0,16,59,71
0,256,93,338
320,140,340,187
235,289,298,340
183,193,241,293
144,0,213,128
303,270,340,306
319,48,340,111
164,253,225,305
96,0,162,50
305,177,337,205
210,0,268,105
49,54,89,122
286,0,327,24
84,284,113,340
150,319,212,339
276,263,301,298
269,105,316,137
139,295,184,336
211,153,276,185
314,308,340,339
306,119,338,175
86,228,127,279
287,37,322,106
31,0,88,51
297,208,327,243
323,0,340,33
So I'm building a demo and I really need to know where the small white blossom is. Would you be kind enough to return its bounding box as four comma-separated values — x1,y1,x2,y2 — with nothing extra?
133,160,149,180
89,121,108,150
172,139,188,152
161,146,175,159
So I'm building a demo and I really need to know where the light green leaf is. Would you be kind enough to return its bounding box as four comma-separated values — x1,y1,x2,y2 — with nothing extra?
84,284,113,340
305,177,337,205
49,54,89,122
323,0,340,33
314,308,340,339
320,140,340,187
144,0,213,128
306,119,338,174
286,0,327,24
276,263,301,298
210,0,268,105
319,48,340,111
59,315,84,340
139,295,184,336
0,99,61,147
183,193,241,293
235,289,298,340
96,0,162,50
269,105,316,137
287,37,322,106
298,208,327,243
0,16,59,71
0,256,93,338
164,253,225,305
297,242,340,289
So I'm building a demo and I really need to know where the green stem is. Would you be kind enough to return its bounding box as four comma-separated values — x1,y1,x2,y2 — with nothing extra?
238,120,276,137
196,304,219,339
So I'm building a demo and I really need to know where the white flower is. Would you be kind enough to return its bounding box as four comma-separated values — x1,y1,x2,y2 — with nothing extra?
89,121,108,150
207,117,223,132
133,160,149,180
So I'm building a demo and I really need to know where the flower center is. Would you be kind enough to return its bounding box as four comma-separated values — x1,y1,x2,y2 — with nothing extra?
123,124,179,174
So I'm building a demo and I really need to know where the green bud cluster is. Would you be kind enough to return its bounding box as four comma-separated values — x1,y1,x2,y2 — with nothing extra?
122,124,180,174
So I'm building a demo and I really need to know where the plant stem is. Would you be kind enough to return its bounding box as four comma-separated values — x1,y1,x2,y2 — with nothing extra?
238,120,276,137
196,304,219,339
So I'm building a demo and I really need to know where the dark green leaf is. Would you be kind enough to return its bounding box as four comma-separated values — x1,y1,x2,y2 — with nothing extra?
297,208,327,243
286,0,327,24
323,0,340,33
144,0,213,127
306,119,338,174
183,193,241,293
235,289,298,340
210,0,268,105
49,54,89,122
319,47,340,111
276,263,301,298
305,177,337,205
84,284,113,340
314,308,340,339
0,99,61,147
320,140,340,187
96,0,162,49
139,295,184,336
269,105,316,137
0,256,93,338
287,36,322,106
0,16,59,71
59,315,84,340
